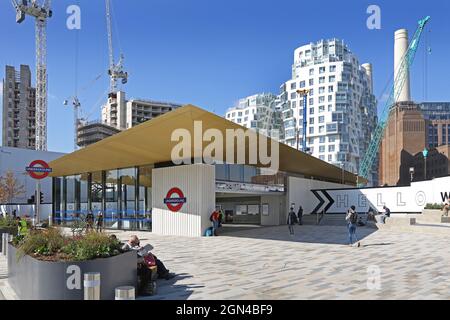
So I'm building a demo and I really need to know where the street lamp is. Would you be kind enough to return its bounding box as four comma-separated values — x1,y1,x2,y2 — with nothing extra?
422,148,428,180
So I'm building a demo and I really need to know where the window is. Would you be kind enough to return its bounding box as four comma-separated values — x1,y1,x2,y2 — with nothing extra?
291,82,296,90
319,116,325,123
245,110,249,115
237,118,242,123
319,155,325,160
309,127,314,134
319,96,325,103
319,146,325,153
227,114,231,118
244,117,248,122
232,112,235,117
328,86,334,93
291,101,296,108
328,104,333,111
329,75,336,82
238,112,242,116
290,92,297,99
319,136,325,143
328,155,333,161
309,117,314,124
300,81,306,88
319,77,325,84
319,126,325,133
328,95,333,102
319,87,325,94
328,145,335,152
309,108,314,114
309,88,314,96
309,98,314,105
329,65,336,72
309,79,314,86
319,67,325,74
319,105,325,113
309,68,314,76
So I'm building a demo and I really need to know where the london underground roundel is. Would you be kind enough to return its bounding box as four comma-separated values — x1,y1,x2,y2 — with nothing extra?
164,187,187,212
26,160,52,180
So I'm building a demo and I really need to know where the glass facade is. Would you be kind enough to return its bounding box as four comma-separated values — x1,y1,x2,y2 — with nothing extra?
53,165,153,231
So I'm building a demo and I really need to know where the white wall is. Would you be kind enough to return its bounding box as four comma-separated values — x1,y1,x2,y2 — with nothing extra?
0,146,65,205
260,195,284,226
152,164,215,237
287,177,350,217
313,176,450,213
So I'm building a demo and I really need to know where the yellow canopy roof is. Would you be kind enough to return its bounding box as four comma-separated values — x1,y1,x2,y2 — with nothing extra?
49,105,364,185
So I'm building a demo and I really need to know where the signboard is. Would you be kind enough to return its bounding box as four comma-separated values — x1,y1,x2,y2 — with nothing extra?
26,159,52,180
163,187,187,212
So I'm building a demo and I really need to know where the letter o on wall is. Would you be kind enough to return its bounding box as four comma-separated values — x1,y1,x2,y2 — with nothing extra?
415,191,426,206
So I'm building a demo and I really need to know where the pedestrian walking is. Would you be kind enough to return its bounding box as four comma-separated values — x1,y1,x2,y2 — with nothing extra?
96,212,104,232
345,205,360,247
85,210,95,232
287,207,297,235
442,203,449,217
210,210,220,236
297,206,303,225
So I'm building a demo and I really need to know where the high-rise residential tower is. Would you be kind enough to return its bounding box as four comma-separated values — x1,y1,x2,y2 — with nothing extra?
225,93,283,140
279,39,377,175
2,65,37,149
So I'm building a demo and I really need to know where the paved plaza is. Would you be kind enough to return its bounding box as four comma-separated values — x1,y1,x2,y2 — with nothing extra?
1,224,450,300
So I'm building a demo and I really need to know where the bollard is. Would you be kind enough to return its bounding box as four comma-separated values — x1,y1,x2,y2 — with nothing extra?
1,233,7,256
84,272,101,300
115,286,135,300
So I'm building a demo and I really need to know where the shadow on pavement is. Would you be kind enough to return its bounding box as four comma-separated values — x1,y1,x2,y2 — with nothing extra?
218,224,378,246
137,273,203,300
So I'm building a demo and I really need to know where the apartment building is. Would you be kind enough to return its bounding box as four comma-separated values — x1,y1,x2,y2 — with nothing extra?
2,65,37,149
279,39,377,176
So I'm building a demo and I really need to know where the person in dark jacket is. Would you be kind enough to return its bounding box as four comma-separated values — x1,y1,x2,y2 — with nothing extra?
287,207,297,235
297,206,303,225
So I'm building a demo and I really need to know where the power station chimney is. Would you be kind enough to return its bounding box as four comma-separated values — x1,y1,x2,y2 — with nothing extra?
394,29,411,102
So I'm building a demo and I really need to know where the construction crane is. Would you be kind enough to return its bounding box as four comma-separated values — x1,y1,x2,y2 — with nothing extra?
105,0,128,93
358,16,430,184
296,89,310,152
12,0,52,151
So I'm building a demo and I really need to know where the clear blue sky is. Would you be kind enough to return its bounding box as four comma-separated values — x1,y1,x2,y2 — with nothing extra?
0,0,449,153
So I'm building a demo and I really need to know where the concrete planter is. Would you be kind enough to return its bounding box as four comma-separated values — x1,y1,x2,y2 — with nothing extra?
0,227,17,249
7,244,137,300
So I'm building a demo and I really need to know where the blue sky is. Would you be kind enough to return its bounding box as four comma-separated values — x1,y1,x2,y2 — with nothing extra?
0,0,449,153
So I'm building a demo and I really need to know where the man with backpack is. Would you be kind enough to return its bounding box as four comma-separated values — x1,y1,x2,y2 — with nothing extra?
345,205,360,247
287,207,298,235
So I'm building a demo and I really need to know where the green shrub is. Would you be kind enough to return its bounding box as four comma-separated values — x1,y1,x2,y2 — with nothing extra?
16,227,65,260
14,227,122,262
0,216,18,228
425,203,444,210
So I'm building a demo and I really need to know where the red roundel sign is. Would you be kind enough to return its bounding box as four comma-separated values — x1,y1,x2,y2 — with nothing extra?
26,160,52,180
163,187,187,212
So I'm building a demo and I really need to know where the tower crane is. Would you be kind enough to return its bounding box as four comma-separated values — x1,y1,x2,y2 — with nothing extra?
358,16,430,184
105,0,128,94
12,0,52,151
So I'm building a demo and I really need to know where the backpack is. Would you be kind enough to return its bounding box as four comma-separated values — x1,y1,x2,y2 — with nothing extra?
350,211,358,224
205,227,213,237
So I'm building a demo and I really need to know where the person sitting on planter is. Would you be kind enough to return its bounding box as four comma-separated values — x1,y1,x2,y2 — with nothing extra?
121,235,175,280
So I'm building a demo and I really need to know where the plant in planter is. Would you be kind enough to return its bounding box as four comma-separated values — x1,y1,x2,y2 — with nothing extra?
13,227,122,262
424,203,444,210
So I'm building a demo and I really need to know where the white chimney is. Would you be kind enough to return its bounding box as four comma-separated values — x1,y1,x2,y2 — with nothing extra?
394,29,411,102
